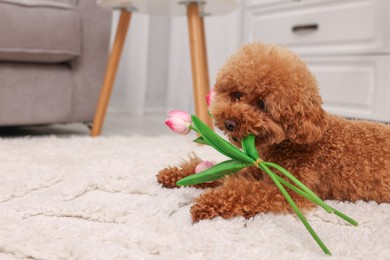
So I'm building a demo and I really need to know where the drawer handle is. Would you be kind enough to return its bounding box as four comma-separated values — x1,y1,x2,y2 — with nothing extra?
292,24,319,33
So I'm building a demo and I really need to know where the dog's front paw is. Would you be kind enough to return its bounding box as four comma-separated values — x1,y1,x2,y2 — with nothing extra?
157,153,201,188
157,166,184,188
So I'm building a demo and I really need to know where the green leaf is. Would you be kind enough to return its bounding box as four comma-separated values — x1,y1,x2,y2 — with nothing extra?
191,115,254,164
176,159,248,186
193,136,209,145
241,134,260,160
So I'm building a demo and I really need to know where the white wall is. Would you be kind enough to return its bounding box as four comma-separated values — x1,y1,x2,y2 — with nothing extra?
108,3,242,115
108,12,150,115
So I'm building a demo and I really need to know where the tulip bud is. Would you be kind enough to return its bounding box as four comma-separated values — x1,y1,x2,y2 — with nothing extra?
195,161,215,173
206,88,216,106
165,110,192,135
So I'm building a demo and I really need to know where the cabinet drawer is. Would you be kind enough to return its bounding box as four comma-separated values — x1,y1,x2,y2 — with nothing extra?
244,0,390,55
305,55,390,121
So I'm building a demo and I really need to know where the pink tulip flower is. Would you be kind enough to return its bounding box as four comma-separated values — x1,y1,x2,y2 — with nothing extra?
165,110,192,135
195,161,215,173
206,88,216,106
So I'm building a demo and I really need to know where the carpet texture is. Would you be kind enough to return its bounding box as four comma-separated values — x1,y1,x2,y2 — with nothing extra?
0,135,389,259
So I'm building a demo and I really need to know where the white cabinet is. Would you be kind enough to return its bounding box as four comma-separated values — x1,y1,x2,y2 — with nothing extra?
306,56,390,121
243,0,390,121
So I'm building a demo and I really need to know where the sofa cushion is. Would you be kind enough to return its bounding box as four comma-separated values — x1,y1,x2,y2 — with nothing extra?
0,63,73,126
0,0,81,63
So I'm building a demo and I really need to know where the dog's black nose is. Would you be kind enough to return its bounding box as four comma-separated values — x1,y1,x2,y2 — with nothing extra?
224,119,237,132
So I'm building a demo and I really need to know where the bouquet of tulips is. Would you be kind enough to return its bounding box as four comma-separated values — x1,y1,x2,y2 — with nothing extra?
165,109,358,256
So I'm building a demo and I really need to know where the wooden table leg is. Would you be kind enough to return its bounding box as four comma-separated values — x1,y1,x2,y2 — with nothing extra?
90,9,132,137
186,3,213,129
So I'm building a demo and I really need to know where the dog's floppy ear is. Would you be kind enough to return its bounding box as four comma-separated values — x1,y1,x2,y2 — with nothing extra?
282,100,327,144
267,85,328,144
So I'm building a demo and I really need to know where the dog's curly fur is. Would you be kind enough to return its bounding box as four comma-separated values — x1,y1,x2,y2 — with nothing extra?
157,43,390,222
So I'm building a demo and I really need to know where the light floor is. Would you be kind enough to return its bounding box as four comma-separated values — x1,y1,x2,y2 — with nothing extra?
0,111,169,138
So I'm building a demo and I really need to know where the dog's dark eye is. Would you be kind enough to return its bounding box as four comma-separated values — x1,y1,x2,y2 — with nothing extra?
231,92,242,101
258,100,266,110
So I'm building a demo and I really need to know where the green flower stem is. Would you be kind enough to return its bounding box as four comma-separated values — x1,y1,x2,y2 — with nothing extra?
259,162,332,256
271,174,326,208
264,162,334,214
330,208,358,227
189,124,200,133
271,173,358,226
266,162,358,225
272,173,334,215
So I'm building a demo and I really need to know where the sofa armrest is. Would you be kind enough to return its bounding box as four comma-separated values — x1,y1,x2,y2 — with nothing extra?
70,0,112,122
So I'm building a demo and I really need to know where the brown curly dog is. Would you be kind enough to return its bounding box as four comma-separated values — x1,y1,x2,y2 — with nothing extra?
157,43,390,222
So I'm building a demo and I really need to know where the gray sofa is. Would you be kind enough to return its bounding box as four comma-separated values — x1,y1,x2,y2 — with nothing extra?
0,0,111,126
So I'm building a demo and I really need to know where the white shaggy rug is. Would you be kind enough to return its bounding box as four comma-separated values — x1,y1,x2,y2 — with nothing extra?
0,135,389,259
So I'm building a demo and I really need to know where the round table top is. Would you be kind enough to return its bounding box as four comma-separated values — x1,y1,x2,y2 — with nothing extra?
97,0,239,16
